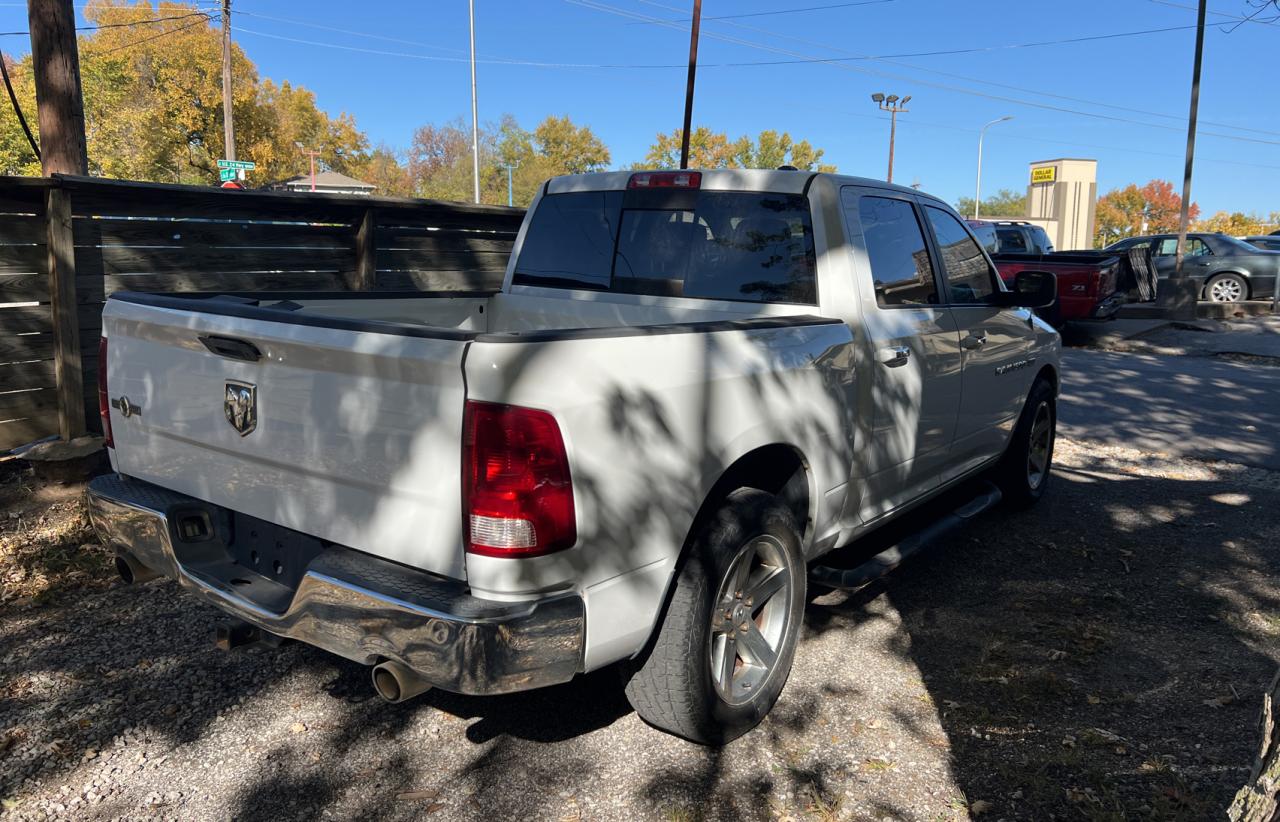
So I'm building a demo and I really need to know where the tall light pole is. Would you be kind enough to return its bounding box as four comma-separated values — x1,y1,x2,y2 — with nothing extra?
871,92,910,183
468,0,480,204
974,116,1013,219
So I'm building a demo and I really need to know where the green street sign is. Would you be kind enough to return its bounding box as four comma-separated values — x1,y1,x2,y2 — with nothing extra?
217,159,256,171
219,168,237,182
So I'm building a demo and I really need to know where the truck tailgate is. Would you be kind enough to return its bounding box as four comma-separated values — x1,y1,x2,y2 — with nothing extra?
102,298,470,580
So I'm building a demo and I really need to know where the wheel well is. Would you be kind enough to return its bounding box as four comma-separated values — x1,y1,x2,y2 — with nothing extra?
688,445,811,546
1035,363,1059,396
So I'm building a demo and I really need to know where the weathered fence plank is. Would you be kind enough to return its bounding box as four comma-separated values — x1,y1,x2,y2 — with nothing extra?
0,173,526,449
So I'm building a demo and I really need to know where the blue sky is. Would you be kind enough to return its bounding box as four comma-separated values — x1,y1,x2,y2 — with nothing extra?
2,0,1278,214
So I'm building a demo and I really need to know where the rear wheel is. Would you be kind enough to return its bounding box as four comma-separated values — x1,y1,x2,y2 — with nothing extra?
622,489,805,744
1206,272,1248,303
994,378,1056,509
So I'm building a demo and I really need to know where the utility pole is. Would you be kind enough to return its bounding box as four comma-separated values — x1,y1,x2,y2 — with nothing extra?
27,0,87,176
974,116,1013,219
468,0,480,204
1166,0,1206,320
298,145,320,191
502,161,519,207
679,0,702,169
28,0,88,439
871,92,910,184
221,0,235,161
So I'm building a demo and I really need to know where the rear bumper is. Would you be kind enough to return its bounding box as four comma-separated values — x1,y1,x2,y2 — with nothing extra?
1090,292,1125,319
86,473,585,695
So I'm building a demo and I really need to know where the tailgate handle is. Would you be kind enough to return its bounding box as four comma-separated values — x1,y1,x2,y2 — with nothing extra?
199,335,262,362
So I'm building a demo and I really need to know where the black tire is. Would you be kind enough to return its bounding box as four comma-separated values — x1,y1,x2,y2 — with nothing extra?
993,378,1056,509
1205,272,1248,303
621,488,806,745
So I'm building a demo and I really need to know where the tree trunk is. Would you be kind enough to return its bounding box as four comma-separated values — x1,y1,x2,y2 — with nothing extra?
1231,667,1280,822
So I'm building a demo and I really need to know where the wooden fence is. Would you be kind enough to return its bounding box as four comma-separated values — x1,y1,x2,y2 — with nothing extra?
0,175,526,450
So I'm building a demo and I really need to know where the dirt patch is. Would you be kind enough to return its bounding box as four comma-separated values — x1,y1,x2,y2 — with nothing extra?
0,459,109,606
0,438,1275,820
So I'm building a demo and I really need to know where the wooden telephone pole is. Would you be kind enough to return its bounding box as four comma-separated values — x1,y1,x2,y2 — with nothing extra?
221,0,235,161
27,0,88,440
678,0,702,170
27,0,86,176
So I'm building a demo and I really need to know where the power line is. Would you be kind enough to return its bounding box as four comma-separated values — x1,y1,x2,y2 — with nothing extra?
635,0,894,22
569,0,1280,148
0,11,212,38
234,9,472,57
93,16,212,56
0,48,39,159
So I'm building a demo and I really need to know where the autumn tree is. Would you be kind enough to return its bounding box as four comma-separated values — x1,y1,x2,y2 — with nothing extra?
0,1,371,185
641,127,836,172
954,189,1027,219
1094,180,1200,247
353,144,414,197
1193,211,1279,237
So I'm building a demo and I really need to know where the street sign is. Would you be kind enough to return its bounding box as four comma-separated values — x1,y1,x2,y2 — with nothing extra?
219,168,237,182
217,159,256,171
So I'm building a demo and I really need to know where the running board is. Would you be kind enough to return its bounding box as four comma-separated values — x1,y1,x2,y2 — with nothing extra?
808,481,1003,592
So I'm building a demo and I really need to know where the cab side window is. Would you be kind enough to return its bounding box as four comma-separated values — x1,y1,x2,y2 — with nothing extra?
854,195,938,307
925,206,998,304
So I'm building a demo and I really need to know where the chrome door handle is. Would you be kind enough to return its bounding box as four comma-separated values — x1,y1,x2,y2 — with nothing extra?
961,333,988,350
876,345,911,368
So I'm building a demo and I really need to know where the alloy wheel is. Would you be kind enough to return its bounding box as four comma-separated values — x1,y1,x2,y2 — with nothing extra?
1027,400,1054,490
708,535,793,706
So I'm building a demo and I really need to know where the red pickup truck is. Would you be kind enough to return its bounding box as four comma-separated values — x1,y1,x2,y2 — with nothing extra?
967,220,1123,326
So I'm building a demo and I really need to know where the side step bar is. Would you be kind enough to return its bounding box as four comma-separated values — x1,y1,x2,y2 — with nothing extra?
809,481,1003,592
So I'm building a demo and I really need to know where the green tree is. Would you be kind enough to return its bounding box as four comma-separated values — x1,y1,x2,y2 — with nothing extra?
1094,180,1200,247
954,189,1027,219
407,114,613,206
532,115,610,174
641,127,836,171
0,1,371,185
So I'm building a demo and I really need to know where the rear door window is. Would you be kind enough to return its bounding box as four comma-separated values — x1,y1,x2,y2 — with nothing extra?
996,228,1028,253
853,194,939,307
925,206,998,304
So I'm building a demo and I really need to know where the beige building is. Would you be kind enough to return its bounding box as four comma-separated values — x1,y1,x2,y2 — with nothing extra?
1024,158,1098,251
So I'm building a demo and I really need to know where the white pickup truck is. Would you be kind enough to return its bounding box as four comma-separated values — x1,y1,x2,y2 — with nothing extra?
88,169,1060,744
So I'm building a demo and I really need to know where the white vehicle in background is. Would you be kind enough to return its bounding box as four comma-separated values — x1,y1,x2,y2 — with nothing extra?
88,169,1060,743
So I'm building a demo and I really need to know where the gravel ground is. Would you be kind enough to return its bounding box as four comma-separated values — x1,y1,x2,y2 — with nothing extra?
1,436,1278,821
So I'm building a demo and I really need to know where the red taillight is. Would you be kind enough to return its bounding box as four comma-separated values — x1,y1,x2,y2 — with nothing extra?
628,171,702,189
463,401,575,558
97,336,113,448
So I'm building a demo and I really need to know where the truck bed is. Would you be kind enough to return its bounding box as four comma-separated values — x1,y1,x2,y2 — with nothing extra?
101,290,838,584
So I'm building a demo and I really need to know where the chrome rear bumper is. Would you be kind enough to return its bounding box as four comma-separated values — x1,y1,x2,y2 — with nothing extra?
86,473,585,695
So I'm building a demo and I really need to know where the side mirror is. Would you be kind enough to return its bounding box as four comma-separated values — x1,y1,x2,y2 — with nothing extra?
997,269,1057,309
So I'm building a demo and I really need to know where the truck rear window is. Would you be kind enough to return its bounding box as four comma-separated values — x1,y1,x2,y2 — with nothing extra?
513,190,818,304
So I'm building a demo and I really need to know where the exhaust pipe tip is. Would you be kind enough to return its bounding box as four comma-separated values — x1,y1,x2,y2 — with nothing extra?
114,551,159,585
371,661,432,704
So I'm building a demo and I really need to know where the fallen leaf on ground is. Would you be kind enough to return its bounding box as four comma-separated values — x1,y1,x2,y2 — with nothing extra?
1202,694,1234,708
396,790,440,802
288,722,306,734
970,799,993,814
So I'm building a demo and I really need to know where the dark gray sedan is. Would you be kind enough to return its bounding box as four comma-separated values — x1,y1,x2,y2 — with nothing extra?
1103,232,1280,302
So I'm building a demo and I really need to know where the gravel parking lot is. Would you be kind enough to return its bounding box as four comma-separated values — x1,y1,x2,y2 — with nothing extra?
3,431,1277,821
